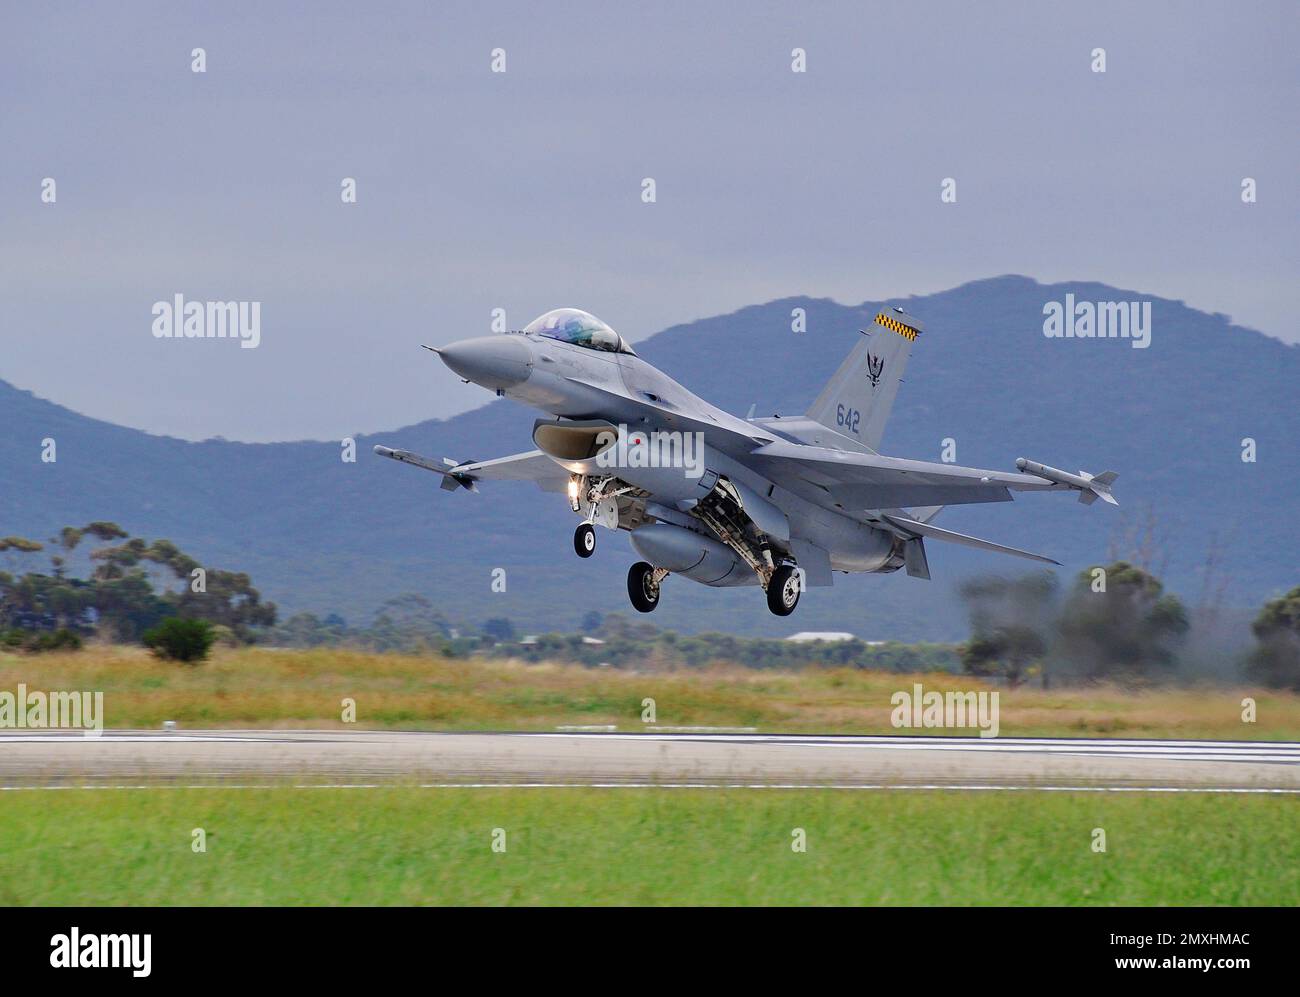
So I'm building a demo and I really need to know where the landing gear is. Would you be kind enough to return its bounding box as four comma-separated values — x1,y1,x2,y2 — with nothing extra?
766,564,801,616
627,561,663,613
574,523,596,558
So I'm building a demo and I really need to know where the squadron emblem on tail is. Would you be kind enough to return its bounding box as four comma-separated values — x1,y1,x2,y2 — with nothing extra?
866,354,885,387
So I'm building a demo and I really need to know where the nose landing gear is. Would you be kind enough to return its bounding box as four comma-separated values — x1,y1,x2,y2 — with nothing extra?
570,474,637,559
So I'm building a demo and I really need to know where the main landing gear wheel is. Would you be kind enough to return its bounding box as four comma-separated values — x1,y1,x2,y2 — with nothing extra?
574,523,596,558
766,564,801,616
627,561,661,613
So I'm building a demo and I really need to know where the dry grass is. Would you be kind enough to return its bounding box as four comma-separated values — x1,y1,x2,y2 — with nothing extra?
0,643,1295,739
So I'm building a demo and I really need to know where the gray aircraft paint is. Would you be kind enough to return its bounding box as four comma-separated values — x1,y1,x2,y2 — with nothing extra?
378,308,1117,615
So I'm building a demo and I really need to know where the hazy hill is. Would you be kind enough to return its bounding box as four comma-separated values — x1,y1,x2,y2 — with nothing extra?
4,276,1296,640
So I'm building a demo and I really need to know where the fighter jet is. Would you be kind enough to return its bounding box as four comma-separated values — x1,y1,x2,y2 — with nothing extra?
375,308,1117,616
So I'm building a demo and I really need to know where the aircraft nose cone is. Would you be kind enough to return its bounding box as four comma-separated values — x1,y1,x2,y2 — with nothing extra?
437,336,532,390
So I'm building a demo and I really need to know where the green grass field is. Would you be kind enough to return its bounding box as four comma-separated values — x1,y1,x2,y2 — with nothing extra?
2,645,1296,739
1,787,1294,905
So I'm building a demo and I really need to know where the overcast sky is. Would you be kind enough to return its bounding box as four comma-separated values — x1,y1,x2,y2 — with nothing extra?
2,0,1295,441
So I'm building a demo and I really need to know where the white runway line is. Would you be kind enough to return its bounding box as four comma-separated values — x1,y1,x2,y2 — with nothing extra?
0,734,282,743
643,726,759,733
530,732,1300,764
2,731,1296,792
2,782,1298,794
5,730,1299,764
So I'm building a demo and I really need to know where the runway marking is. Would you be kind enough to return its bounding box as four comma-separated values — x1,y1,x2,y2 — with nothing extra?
4,731,1298,764
530,732,1300,764
3,732,1295,791
0,734,286,743
1,782,1298,794
7,731,1298,748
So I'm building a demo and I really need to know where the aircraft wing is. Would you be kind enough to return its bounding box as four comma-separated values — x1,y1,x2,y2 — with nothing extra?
373,445,569,494
744,440,1063,509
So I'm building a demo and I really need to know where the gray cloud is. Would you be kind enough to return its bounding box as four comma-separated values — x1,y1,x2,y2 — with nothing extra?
1,0,1294,441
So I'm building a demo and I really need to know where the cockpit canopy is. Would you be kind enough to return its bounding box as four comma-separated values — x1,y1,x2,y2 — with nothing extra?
523,308,636,355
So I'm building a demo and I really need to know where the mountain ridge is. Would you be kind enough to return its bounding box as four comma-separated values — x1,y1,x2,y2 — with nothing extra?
5,275,1296,639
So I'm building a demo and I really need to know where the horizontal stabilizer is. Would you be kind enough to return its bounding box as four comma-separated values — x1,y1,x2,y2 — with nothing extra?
883,514,1060,566
908,505,945,524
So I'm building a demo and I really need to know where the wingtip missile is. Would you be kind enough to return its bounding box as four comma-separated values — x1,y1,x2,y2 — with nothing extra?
1015,458,1119,506
373,444,478,491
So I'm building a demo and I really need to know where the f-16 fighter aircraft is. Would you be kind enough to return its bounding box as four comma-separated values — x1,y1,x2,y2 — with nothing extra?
376,308,1117,616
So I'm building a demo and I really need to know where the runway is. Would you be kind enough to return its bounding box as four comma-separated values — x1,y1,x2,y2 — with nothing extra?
2,730,1299,791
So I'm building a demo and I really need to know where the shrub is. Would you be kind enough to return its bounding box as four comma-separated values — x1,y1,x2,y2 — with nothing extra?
143,617,216,663
0,628,83,652
32,628,84,652
1246,586,1300,690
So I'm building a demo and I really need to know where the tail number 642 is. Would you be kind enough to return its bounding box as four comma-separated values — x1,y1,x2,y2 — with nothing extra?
836,404,861,433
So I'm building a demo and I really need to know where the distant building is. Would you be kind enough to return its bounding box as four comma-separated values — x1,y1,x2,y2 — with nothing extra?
581,636,606,645
785,631,856,643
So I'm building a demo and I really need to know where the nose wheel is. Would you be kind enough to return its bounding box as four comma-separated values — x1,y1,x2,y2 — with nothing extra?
766,564,802,616
574,523,596,558
627,561,664,613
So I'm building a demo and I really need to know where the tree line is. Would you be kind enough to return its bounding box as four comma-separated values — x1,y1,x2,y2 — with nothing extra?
0,523,275,653
3,523,1296,689
957,560,1299,690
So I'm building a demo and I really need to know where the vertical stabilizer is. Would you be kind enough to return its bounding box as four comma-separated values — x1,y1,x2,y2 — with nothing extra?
805,307,923,451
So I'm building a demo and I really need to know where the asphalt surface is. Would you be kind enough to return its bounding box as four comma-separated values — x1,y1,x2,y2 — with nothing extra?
2,730,1299,791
